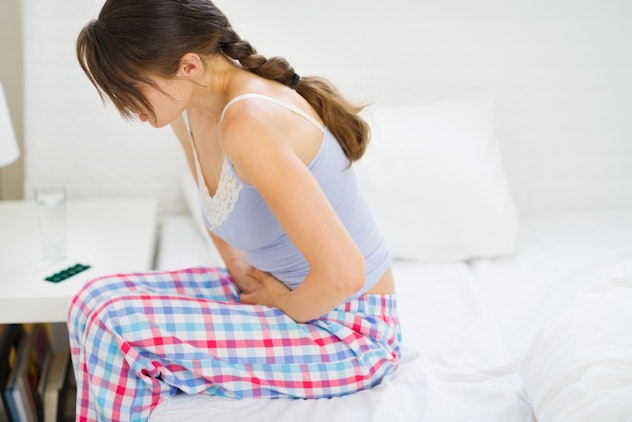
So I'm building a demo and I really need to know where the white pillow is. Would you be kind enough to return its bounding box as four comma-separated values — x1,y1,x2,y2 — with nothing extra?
355,97,519,262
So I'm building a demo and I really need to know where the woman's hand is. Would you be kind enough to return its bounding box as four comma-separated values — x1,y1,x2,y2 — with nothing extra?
207,234,290,307
231,265,291,308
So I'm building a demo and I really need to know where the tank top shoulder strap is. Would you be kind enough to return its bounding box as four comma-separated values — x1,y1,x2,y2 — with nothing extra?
220,93,325,133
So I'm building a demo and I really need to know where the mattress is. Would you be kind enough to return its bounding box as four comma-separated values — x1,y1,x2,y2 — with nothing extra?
149,208,632,422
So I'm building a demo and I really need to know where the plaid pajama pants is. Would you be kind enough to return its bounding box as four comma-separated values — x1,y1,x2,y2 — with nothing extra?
67,266,401,421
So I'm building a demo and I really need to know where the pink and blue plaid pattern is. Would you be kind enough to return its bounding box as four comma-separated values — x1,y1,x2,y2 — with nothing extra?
68,266,401,421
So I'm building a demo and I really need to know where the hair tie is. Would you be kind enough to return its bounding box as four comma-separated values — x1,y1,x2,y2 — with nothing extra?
289,73,300,89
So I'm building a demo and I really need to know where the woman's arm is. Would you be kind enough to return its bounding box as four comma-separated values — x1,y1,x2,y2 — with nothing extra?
221,103,365,323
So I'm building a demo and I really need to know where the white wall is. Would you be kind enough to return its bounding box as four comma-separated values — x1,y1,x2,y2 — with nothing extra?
23,0,632,215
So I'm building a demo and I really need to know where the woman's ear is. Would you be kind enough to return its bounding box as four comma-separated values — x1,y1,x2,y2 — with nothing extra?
178,53,202,78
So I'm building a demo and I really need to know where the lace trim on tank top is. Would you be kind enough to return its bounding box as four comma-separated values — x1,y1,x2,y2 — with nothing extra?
184,93,325,230
184,112,242,230
197,156,242,231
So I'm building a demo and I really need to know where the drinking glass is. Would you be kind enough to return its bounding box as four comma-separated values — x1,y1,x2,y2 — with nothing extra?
34,186,67,263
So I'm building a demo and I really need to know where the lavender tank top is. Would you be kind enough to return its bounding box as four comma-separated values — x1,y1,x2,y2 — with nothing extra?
186,94,390,300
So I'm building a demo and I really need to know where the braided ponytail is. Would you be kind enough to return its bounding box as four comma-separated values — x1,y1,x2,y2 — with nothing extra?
219,27,369,162
219,27,298,90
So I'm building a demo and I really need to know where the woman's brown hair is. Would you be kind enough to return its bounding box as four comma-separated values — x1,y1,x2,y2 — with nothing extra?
77,0,369,162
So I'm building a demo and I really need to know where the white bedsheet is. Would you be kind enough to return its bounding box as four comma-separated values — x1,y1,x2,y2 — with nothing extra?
469,209,632,355
150,261,534,422
150,208,632,422
520,262,632,421
150,351,533,422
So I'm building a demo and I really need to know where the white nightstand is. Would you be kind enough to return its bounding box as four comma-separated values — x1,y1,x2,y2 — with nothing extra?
0,198,157,324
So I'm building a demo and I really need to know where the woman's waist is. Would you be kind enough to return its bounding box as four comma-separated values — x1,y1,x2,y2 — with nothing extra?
364,267,395,295
249,246,392,293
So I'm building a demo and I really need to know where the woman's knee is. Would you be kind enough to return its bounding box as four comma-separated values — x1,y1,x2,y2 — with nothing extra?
68,274,130,329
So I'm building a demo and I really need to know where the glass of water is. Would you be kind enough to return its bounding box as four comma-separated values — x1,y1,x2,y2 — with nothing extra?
34,186,67,263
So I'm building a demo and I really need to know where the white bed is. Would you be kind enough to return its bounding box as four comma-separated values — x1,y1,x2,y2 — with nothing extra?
151,210,632,422
148,99,632,421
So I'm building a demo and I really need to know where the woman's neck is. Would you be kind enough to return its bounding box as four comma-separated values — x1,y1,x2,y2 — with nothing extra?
187,55,248,120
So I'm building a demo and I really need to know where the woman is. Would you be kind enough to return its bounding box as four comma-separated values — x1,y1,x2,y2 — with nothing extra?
69,0,400,420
